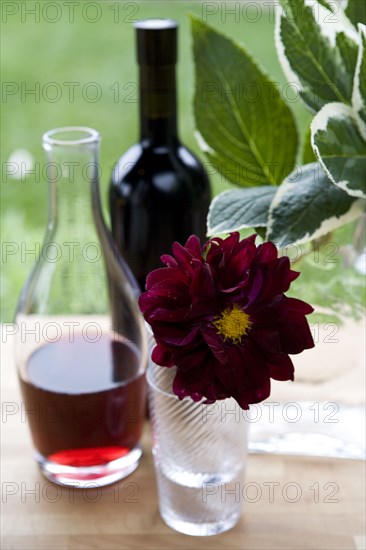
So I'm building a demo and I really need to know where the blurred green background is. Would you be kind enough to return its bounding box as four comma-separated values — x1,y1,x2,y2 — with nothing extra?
1,0,310,321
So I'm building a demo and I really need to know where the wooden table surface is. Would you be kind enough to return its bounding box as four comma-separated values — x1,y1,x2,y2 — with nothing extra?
1,330,365,550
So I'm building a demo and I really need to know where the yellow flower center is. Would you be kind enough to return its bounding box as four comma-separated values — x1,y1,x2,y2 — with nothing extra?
213,304,252,344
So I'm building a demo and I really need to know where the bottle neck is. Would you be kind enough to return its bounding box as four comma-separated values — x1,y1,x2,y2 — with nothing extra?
139,65,178,147
45,147,99,241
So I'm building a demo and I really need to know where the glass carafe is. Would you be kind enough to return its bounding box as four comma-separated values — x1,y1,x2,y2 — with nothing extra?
15,127,148,487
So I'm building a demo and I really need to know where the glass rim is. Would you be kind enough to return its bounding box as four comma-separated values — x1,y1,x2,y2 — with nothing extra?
43,126,100,146
146,363,179,399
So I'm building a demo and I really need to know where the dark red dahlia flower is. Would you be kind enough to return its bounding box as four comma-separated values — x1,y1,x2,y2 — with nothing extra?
139,232,315,409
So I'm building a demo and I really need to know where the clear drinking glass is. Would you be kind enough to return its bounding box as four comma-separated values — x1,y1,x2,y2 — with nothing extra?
147,361,248,536
15,127,148,487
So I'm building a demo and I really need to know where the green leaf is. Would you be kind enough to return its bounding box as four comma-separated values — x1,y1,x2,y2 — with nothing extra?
352,24,366,139
336,31,359,82
316,0,335,10
266,162,364,246
302,126,317,164
254,227,267,239
311,102,366,198
345,0,366,26
190,15,298,187
276,0,359,111
207,186,276,236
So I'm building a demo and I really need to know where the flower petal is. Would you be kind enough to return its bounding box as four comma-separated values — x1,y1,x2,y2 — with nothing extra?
152,344,174,367
184,235,202,257
276,297,315,354
160,254,177,267
152,323,201,347
268,354,294,381
201,325,228,364
146,267,189,290
256,241,278,264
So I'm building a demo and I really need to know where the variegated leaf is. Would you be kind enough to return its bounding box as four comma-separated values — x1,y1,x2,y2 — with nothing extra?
266,162,364,246
207,187,276,236
276,0,359,111
311,102,366,198
352,23,366,139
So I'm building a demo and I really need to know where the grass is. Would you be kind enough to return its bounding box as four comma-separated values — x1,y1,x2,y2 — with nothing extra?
0,1,311,321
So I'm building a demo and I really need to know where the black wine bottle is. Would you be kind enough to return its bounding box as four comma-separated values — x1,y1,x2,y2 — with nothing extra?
109,19,211,290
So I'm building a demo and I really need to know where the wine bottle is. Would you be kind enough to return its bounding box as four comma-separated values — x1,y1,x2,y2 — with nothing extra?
109,19,211,290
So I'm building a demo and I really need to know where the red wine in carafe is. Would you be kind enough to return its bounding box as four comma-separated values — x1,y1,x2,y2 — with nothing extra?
19,335,146,467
